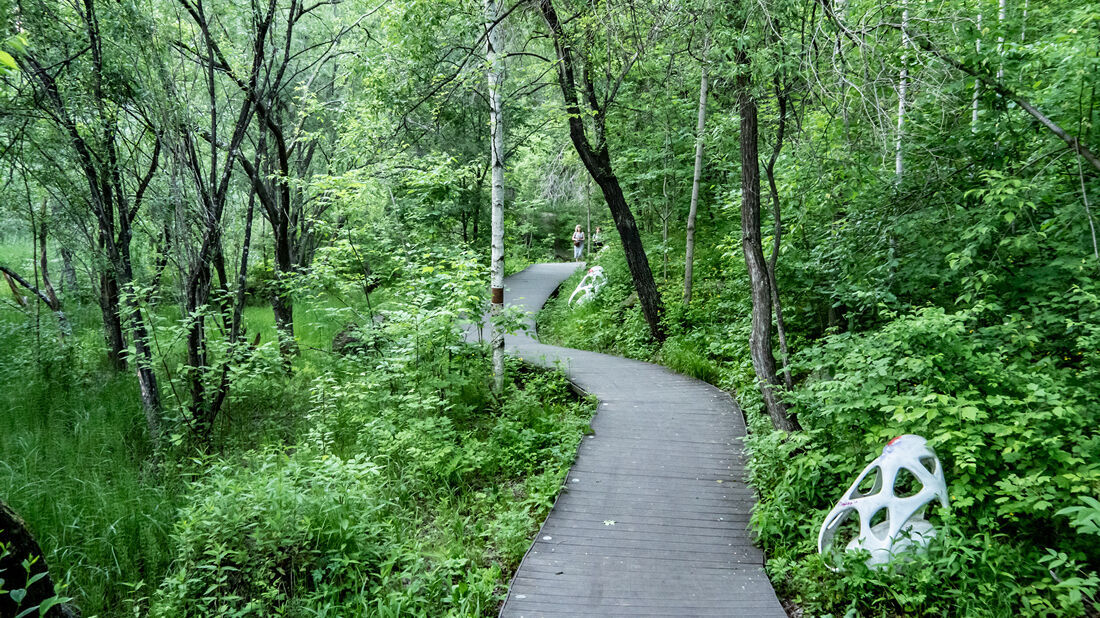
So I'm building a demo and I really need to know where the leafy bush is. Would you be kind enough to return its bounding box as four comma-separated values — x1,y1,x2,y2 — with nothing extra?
748,306,1100,616
151,448,386,616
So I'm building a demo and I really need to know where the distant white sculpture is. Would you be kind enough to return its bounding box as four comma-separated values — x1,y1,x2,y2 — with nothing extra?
568,266,607,306
818,434,949,570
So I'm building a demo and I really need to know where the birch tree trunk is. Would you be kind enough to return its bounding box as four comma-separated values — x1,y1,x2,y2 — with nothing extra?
972,11,982,131
683,27,710,305
895,0,909,182
997,0,1006,80
1021,0,1028,42
486,0,506,393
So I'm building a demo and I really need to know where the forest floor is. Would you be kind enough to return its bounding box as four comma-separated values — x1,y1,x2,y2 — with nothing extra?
0,239,598,616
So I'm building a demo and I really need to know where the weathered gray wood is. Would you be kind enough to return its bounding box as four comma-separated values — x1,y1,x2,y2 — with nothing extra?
468,263,785,617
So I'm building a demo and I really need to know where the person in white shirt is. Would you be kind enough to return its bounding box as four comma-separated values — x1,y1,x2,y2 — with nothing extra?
571,225,585,262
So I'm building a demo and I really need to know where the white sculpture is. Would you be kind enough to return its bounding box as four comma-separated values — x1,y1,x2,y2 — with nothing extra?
568,266,607,306
818,434,949,570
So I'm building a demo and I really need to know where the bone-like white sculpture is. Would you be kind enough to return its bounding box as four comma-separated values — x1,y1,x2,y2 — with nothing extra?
818,434,949,570
568,266,607,306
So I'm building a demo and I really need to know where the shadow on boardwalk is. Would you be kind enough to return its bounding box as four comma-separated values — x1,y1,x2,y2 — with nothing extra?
469,263,786,618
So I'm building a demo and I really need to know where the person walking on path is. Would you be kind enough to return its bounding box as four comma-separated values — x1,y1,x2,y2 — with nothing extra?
592,226,604,252
572,225,585,262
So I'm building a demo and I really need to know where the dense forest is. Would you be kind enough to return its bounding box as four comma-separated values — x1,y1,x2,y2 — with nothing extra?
0,0,1097,615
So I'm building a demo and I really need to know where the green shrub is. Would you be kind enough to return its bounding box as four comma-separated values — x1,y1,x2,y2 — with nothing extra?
151,448,386,616
748,306,1100,616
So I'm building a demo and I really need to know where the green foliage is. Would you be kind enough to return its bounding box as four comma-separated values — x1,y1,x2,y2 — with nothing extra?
537,245,658,360
0,230,595,616
0,310,180,616
150,448,386,616
3,0,1099,614
150,353,592,616
748,306,1099,615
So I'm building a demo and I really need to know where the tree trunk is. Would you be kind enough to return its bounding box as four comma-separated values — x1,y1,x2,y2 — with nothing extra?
17,1,161,438
594,165,666,340
662,137,670,283
117,228,162,438
538,0,666,342
232,185,258,344
683,28,710,304
972,11,981,131
764,83,793,391
996,0,1006,80
100,267,127,371
271,218,298,359
59,245,77,294
737,54,798,433
486,0,506,394
0,500,79,618
895,0,909,182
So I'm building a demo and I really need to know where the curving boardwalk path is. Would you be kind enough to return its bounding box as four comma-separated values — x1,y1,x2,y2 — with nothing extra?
472,263,785,617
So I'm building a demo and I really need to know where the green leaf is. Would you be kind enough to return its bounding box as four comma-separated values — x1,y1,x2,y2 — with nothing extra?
0,50,17,70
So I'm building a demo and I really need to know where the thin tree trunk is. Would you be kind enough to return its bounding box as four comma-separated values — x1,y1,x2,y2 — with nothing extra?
59,245,77,294
117,228,162,439
662,132,670,283
586,191,591,259
764,84,792,391
737,52,798,433
232,185,258,343
895,0,909,182
271,218,297,359
1021,0,1028,42
486,0,506,393
683,28,710,304
100,264,127,371
972,11,981,131
997,0,1006,81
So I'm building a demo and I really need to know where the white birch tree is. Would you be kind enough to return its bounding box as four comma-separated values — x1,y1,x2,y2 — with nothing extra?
683,22,710,304
895,0,909,182
486,0,506,393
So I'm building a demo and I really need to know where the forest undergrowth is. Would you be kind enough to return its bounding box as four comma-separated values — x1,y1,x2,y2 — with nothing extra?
0,244,594,617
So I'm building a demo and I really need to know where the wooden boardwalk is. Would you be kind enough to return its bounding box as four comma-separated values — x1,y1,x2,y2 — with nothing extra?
476,263,786,617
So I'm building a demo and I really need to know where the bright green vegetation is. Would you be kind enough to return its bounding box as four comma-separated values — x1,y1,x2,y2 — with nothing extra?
539,164,1100,614
1,241,593,616
148,359,591,617
2,0,1098,615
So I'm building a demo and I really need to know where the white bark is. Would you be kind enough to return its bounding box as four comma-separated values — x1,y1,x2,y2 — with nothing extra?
997,0,1006,80
895,0,908,182
683,28,710,304
972,11,982,131
486,0,506,393
1021,0,1028,42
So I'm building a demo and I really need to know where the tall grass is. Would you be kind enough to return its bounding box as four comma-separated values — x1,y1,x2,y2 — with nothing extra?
0,315,181,615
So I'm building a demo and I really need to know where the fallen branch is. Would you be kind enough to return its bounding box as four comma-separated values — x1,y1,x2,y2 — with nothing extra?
1,264,70,333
